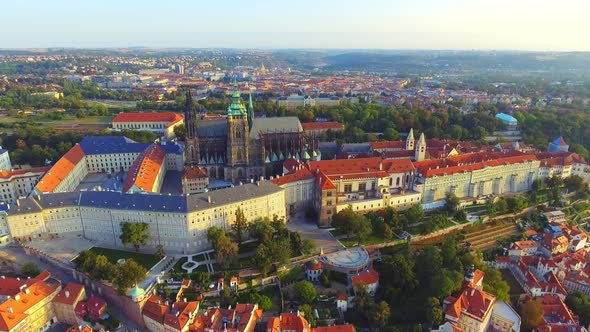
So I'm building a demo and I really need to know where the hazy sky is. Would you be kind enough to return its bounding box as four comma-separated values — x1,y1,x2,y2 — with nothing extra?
2,0,589,51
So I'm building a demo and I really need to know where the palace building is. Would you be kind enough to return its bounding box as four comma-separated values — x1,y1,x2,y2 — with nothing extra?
183,82,320,184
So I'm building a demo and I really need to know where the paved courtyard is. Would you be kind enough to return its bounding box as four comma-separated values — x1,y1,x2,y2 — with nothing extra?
25,236,96,262
76,172,126,192
286,212,344,255
160,170,183,195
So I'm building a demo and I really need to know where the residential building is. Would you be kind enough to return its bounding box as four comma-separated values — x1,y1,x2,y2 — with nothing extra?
142,294,200,332
191,303,262,332
351,267,379,296
52,283,86,325
111,112,184,139
301,122,344,136
0,271,62,332
305,259,323,282
267,311,310,332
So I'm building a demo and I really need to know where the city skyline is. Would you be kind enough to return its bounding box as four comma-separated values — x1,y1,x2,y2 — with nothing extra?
1,0,590,51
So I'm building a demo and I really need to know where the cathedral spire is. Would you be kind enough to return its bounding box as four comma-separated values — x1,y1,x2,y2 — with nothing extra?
227,78,247,116
184,87,197,139
247,92,254,129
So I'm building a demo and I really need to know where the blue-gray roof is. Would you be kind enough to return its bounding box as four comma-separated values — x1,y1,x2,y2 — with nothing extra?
0,149,7,155
79,191,187,213
495,113,518,124
9,181,283,216
157,142,183,154
80,136,150,155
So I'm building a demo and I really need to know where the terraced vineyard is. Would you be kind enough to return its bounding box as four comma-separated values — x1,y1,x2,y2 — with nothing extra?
460,220,520,251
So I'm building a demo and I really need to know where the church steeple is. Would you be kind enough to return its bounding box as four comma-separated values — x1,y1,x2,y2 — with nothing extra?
406,128,415,151
183,87,200,166
247,92,254,129
415,132,426,161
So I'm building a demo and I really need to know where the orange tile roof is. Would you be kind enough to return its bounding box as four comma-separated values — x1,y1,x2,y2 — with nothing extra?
351,268,379,287
143,294,169,324
36,144,85,193
53,283,84,305
112,112,184,128
0,279,61,331
267,312,310,332
123,144,166,192
0,166,49,180
444,286,495,321
164,301,199,331
312,324,356,332
183,167,208,180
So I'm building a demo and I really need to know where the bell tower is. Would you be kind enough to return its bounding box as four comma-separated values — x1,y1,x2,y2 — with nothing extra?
183,87,200,166
226,80,250,181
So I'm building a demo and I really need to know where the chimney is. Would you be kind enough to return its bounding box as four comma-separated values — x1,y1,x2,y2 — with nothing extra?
16,200,20,207
207,196,211,203
65,291,70,298
184,298,187,302
24,288,30,294
7,307,12,313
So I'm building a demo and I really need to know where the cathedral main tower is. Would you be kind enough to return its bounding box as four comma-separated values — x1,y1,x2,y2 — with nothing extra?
225,81,250,182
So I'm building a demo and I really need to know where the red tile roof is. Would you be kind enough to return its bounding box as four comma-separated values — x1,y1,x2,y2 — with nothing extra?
271,167,314,186
370,141,405,150
183,167,208,180
351,267,379,287
309,157,415,181
112,112,184,128
0,166,49,180
414,152,537,178
53,283,84,305
123,144,166,192
444,286,495,321
36,144,85,193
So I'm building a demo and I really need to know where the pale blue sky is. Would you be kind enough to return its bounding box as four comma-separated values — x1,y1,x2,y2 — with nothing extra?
1,0,589,51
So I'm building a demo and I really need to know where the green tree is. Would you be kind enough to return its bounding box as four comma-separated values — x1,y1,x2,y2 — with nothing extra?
369,301,391,328
383,224,394,240
331,207,356,237
441,236,458,267
92,255,114,280
190,271,211,287
350,214,372,244
249,218,275,244
292,281,317,304
425,297,443,326
445,192,460,214
564,175,587,193
231,207,249,243
155,245,165,260
253,243,274,276
482,267,510,301
565,291,590,326
298,304,316,327
113,259,147,295
207,226,226,248
216,234,238,269
406,204,425,224
119,222,149,251
173,123,186,141
383,127,400,140
520,299,544,332
20,261,40,277
531,179,543,192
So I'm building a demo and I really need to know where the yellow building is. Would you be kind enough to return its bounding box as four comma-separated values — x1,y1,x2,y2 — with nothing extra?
0,272,62,332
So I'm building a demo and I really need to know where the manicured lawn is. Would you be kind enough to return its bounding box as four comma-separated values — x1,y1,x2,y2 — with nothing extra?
238,241,260,254
85,247,160,270
172,257,188,274
340,234,386,248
